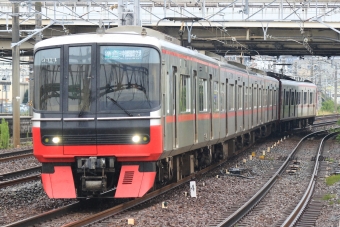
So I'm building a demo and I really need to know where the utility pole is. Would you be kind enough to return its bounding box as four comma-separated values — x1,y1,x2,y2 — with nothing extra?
334,64,338,113
12,3,20,148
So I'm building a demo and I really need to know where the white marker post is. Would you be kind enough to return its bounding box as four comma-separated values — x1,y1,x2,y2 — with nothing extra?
190,181,197,198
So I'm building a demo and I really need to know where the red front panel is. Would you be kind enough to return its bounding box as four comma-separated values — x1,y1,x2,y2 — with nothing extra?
33,125,163,163
114,165,156,198
41,166,76,198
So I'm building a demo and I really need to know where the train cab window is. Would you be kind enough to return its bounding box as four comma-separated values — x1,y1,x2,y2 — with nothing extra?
310,92,313,104
198,78,208,112
180,75,191,113
229,84,235,110
213,81,219,112
68,46,92,112
304,92,307,104
34,48,61,111
98,46,161,112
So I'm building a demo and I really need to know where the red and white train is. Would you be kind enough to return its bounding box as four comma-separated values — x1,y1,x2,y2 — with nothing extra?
32,26,317,199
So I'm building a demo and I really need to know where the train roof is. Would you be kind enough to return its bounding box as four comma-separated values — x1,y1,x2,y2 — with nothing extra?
34,26,274,79
34,28,164,51
281,78,317,88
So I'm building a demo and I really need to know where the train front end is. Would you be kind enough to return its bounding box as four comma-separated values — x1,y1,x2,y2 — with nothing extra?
32,34,163,198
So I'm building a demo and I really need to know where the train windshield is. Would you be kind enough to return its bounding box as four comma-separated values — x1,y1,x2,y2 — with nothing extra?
34,48,61,111
34,45,161,113
98,46,160,112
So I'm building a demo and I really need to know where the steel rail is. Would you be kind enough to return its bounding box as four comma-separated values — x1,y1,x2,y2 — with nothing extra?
0,148,33,160
0,174,40,189
0,166,41,181
212,130,328,227
0,153,33,163
4,156,229,227
62,159,228,227
281,132,337,227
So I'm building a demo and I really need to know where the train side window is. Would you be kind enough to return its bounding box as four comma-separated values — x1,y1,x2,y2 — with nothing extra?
269,89,272,106
291,91,295,105
258,88,262,107
180,74,191,113
304,92,307,104
296,92,300,105
253,87,257,108
238,85,243,110
198,78,208,112
310,92,313,104
213,81,219,112
273,90,276,106
229,84,235,110
220,83,225,111
285,91,289,105
167,71,170,114
244,86,248,109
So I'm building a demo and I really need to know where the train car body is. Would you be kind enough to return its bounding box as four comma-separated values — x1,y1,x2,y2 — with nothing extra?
280,79,317,130
32,26,315,199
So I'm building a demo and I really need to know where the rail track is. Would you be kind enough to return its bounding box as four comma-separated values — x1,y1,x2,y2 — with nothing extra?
0,166,41,188
2,115,339,226
280,133,336,227
4,151,232,227
0,149,33,163
205,130,334,227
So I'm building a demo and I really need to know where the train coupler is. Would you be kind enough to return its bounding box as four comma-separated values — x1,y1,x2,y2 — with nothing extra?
81,176,107,191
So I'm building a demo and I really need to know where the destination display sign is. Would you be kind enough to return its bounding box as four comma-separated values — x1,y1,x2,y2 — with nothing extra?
103,49,142,61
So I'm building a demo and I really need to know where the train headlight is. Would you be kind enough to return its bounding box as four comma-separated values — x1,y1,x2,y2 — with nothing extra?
42,136,62,145
52,137,61,144
132,135,141,143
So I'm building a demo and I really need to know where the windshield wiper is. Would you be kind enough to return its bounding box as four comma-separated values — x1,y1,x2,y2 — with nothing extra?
106,96,133,117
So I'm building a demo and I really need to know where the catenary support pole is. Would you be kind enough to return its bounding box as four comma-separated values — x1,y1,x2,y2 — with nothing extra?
12,3,20,148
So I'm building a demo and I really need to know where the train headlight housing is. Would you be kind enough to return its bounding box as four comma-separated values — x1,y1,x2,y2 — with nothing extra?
42,136,62,145
131,135,149,144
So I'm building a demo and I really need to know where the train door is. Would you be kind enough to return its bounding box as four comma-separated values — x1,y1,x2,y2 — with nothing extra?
242,83,245,130
197,75,209,142
63,45,97,155
243,84,247,130
258,87,261,124
234,80,239,133
174,68,178,148
164,67,174,151
253,85,257,127
225,79,229,135
194,70,198,143
210,74,213,139
248,84,254,128
294,90,297,117
288,89,291,117
283,89,286,118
